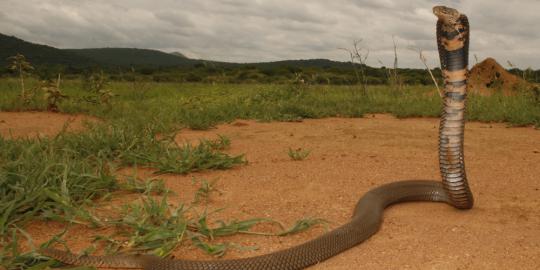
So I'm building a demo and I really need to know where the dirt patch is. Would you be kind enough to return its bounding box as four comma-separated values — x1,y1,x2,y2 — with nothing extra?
468,58,530,96
0,111,97,138
23,115,540,269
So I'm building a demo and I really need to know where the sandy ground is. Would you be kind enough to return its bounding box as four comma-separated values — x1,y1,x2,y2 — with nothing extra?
0,111,95,138
7,113,540,269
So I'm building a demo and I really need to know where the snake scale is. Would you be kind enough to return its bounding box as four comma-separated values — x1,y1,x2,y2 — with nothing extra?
40,5,474,270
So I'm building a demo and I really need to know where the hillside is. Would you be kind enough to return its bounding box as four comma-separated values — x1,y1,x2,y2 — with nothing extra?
65,48,198,68
170,52,188,58
0,33,198,69
0,33,96,68
1,33,537,86
0,33,391,73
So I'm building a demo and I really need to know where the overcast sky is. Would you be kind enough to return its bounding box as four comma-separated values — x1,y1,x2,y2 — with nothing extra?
1,0,538,69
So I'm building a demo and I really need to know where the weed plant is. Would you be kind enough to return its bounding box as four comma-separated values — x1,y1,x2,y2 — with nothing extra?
91,194,326,258
288,148,311,161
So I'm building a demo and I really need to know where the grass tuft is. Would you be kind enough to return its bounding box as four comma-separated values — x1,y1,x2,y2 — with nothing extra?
288,147,311,161
192,178,221,204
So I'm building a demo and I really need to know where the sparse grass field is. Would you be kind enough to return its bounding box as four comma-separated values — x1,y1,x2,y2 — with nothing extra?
1,78,539,128
0,78,539,269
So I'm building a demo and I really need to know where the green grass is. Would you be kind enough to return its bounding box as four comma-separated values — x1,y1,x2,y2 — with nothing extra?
91,194,326,258
0,79,540,127
192,178,221,204
0,78,538,269
1,79,538,128
0,120,245,268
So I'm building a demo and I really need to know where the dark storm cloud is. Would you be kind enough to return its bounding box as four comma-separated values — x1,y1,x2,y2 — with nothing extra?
0,0,538,68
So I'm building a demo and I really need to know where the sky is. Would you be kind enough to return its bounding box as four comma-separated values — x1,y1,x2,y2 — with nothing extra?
1,0,538,69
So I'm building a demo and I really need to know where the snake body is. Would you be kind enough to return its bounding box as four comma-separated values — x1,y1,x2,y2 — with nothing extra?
41,6,474,270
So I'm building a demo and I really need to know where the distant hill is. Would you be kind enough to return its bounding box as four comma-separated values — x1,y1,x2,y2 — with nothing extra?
170,52,188,58
0,33,434,84
0,33,197,69
0,33,96,68
0,33,366,71
4,33,535,86
65,48,198,68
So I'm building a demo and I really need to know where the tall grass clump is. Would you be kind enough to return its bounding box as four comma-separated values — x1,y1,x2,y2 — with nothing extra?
0,120,245,230
468,91,540,127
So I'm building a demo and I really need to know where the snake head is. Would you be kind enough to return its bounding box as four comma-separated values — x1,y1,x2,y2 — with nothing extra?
433,6,461,25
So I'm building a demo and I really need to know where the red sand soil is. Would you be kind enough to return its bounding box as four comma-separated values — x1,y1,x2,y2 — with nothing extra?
0,111,96,138
12,113,540,269
468,58,531,96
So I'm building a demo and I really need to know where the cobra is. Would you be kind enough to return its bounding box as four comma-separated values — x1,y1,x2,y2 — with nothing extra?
41,5,474,270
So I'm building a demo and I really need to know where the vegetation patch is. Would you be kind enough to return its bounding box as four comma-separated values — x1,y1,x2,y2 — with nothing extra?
0,119,249,269
288,147,311,161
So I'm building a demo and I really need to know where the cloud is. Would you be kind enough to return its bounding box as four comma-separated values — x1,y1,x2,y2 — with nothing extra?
0,0,538,68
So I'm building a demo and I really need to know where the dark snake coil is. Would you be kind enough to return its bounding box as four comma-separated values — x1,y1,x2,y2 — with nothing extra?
41,5,474,270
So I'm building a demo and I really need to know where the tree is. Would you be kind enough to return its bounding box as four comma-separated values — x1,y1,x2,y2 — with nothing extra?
8,53,34,100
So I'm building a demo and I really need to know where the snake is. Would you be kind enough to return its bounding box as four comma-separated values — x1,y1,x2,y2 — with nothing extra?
40,5,474,270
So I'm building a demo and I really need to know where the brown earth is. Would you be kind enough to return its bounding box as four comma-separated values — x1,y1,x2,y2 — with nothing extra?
468,58,530,96
11,113,540,269
0,111,96,138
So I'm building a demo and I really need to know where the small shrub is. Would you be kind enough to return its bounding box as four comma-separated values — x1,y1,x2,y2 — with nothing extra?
82,70,115,105
288,147,311,161
7,53,34,103
41,74,68,112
